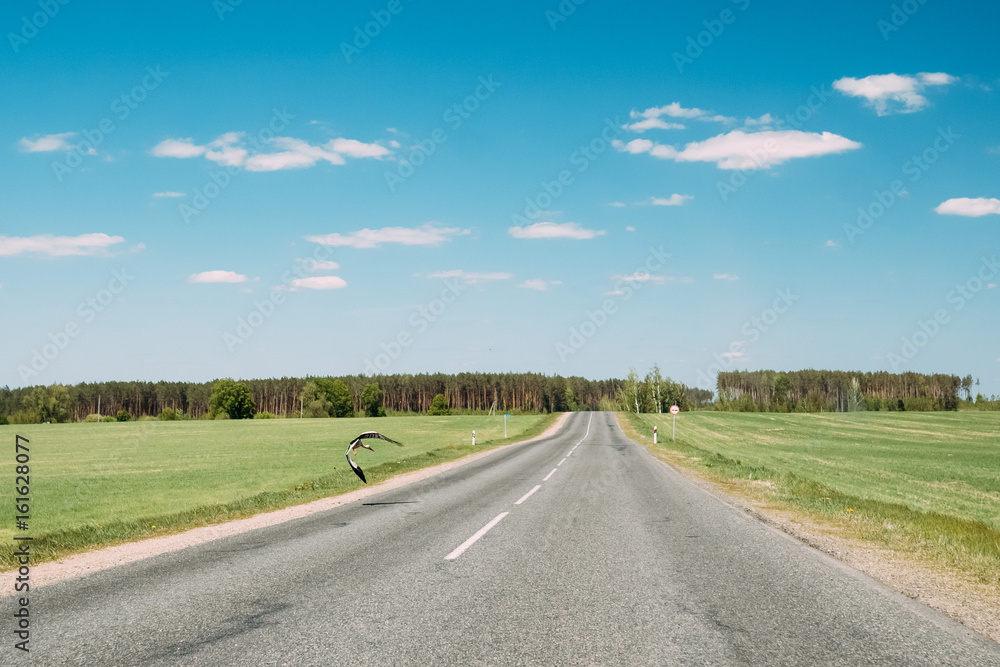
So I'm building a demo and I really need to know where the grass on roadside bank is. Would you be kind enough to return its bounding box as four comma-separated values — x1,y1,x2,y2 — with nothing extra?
619,411,1000,588
1,413,557,569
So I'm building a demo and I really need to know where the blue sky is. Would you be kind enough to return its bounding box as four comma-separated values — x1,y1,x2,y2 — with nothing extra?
1,0,998,394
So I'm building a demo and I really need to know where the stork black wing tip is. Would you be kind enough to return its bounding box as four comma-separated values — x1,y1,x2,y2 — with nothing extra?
346,454,367,484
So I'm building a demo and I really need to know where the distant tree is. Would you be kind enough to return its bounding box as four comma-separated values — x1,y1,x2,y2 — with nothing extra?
619,368,642,413
428,393,451,416
23,384,71,423
316,378,353,418
116,409,132,422
563,383,579,412
660,376,687,411
961,374,973,400
254,411,276,419
8,410,40,425
650,366,665,413
299,381,333,418
773,374,792,407
847,377,864,412
209,378,256,419
158,408,178,421
361,381,385,417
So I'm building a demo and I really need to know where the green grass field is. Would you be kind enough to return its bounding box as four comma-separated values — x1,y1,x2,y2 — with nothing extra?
626,411,1000,583
1,414,555,568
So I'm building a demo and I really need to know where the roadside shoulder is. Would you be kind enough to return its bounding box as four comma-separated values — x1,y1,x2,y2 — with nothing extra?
613,412,1000,645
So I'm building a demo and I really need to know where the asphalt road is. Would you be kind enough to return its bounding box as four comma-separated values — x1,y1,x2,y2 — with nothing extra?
9,412,1000,666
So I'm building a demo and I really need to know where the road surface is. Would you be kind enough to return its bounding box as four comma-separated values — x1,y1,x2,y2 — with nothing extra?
9,412,1000,665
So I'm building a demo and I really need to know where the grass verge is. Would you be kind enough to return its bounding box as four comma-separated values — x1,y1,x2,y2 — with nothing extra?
619,411,1000,589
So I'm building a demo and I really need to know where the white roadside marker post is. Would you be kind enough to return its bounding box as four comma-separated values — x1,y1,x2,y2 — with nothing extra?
504,414,509,438
653,425,657,444
670,404,680,440
472,430,476,446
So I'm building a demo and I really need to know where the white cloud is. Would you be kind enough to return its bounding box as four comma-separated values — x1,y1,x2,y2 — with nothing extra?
623,118,686,133
614,272,666,283
245,151,328,171
629,102,735,125
517,279,562,291
615,129,861,170
427,270,512,284
625,226,636,232
649,194,692,206
826,239,838,248
0,233,125,257
189,270,248,284
152,191,186,198
918,72,957,86
609,201,627,207
290,276,347,290
204,132,248,167
151,133,390,172
295,259,340,270
616,139,654,154
744,113,776,128
18,132,77,153
508,222,605,240
713,273,740,281
306,224,467,248
150,138,206,159
833,73,956,115
934,197,1000,217
613,272,693,284
328,138,392,159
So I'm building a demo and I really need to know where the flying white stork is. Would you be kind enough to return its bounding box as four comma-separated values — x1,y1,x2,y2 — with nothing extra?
345,431,403,484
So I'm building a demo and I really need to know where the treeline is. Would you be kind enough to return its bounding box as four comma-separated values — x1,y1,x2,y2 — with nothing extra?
616,366,714,413
715,370,972,412
0,373,625,424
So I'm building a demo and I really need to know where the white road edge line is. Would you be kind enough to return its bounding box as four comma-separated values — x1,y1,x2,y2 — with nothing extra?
445,512,509,560
515,485,542,505
558,457,567,466
543,468,557,481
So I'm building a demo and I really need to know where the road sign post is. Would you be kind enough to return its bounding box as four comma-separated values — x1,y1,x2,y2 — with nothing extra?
670,405,679,440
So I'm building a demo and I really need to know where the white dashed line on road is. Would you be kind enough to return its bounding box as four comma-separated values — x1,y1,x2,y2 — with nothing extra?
444,512,509,560
515,485,541,505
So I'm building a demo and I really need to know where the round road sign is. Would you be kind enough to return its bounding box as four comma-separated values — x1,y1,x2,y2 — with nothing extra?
669,405,680,415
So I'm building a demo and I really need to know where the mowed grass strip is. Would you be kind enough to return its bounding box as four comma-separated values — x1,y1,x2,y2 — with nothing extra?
624,411,1000,584
1,414,555,569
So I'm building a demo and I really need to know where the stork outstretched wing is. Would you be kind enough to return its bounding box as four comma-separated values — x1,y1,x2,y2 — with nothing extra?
345,431,403,484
